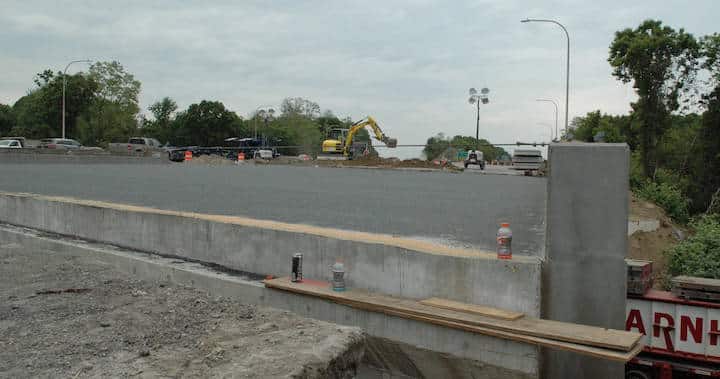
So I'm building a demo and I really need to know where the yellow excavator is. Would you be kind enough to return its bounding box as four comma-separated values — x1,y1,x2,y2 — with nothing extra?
321,116,397,158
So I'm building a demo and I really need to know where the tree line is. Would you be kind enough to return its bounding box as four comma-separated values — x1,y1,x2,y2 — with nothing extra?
0,63,369,156
423,134,509,162
567,20,719,219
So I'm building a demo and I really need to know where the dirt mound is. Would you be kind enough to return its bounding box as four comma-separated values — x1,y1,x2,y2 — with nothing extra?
319,156,461,171
187,154,236,166
628,193,685,289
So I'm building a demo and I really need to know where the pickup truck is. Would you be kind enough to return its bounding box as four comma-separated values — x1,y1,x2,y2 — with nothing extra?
108,137,164,155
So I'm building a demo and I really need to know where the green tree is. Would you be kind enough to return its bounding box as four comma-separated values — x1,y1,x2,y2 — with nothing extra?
70,61,143,145
144,97,178,143
280,97,320,119
11,91,53,138
609,20,699,177
422,133,451,160
88,61,141,114
0,103,15,136
76,100,139,146
173,100,245,146
569,111,632,143
10,69,98,139
690,34,720,213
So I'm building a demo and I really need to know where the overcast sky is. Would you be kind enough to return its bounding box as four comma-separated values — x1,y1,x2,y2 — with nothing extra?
2,1,718,157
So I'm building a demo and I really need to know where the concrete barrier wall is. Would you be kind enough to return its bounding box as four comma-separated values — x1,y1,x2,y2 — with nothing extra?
0,192,542,316
0,209,540,378
0,194,541,316
0,150,167,164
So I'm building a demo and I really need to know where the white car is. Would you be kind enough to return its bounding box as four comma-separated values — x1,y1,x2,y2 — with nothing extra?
0,139,22,149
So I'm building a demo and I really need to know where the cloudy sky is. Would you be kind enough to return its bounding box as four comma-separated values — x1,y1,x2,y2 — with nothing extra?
2,0,718,157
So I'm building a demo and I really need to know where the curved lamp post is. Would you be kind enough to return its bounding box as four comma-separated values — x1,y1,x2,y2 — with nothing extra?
62,59,92,139
521,18,570,137
536,98,559,141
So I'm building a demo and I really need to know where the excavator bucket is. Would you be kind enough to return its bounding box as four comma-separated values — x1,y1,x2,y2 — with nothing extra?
386,138,398,148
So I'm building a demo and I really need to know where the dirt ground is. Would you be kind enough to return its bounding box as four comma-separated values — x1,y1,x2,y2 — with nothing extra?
189,154,462,171
628,194,685,289
0,241,364,378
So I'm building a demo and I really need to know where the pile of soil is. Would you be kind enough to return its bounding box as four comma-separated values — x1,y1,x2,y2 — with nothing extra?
187,154,237,166
628,193,685,289
319,156,461,171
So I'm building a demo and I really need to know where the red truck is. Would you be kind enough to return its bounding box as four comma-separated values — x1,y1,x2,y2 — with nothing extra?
625,263,720,378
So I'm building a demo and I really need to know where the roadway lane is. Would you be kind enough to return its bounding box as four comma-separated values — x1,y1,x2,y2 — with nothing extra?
0,163,547,255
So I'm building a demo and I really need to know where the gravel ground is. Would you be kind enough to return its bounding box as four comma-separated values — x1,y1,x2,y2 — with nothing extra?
0,241,365,378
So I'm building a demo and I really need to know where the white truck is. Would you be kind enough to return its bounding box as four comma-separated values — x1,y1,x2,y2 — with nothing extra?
512,149,543,175
464,150,485,169
108,137,164,155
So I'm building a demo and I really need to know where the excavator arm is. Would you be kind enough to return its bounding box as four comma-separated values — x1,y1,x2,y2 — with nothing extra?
343,116,397,157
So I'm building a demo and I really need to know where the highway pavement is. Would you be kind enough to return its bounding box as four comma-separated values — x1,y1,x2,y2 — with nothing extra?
0,163,547,255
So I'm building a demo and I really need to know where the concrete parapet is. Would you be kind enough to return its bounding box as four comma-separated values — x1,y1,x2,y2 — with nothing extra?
0,150,167,164
0,223,538,378
542,143,629,379
0,191,542,318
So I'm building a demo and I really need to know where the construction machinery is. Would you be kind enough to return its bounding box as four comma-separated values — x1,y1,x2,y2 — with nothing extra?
321,116,397,159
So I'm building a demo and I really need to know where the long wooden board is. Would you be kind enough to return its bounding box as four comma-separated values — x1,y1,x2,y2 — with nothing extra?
380,306,644,362
419,297,524,320
264,277,642,352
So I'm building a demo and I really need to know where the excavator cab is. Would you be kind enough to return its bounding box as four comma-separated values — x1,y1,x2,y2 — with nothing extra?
321,128,347,154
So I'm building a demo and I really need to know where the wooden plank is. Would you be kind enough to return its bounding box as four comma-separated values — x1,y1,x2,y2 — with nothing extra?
672,276,720,292
419,297,524,321
264,277,642,352
381,307,643,362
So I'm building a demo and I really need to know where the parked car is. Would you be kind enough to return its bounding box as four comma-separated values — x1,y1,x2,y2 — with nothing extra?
108,137,164,155
37,138,103,151
0,137,29,148
0,139,23,148
38,138,81,149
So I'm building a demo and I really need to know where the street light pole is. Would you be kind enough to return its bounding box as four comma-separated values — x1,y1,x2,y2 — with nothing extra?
62,59,92,139
521,18,570,137
468,87,490,150
475,98,480,142
536,98,558,141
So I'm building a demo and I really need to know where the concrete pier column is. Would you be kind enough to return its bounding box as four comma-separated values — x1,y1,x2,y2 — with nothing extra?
542,143,629,379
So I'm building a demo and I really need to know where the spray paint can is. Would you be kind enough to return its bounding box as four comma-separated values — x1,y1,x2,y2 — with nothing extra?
332,261,345,291
291,253,303,282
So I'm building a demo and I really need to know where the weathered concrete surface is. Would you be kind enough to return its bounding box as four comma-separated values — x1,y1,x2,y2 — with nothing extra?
0,192,542,318
0,226,365,379
0,224,538,378
541,143,629,379
0,162,547,254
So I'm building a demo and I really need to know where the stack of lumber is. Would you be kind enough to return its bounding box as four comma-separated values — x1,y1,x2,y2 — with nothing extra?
672,275,720,302
264,277,643,362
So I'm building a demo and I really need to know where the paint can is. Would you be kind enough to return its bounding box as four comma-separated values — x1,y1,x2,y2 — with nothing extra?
332,261,345,291
291,253,303,282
